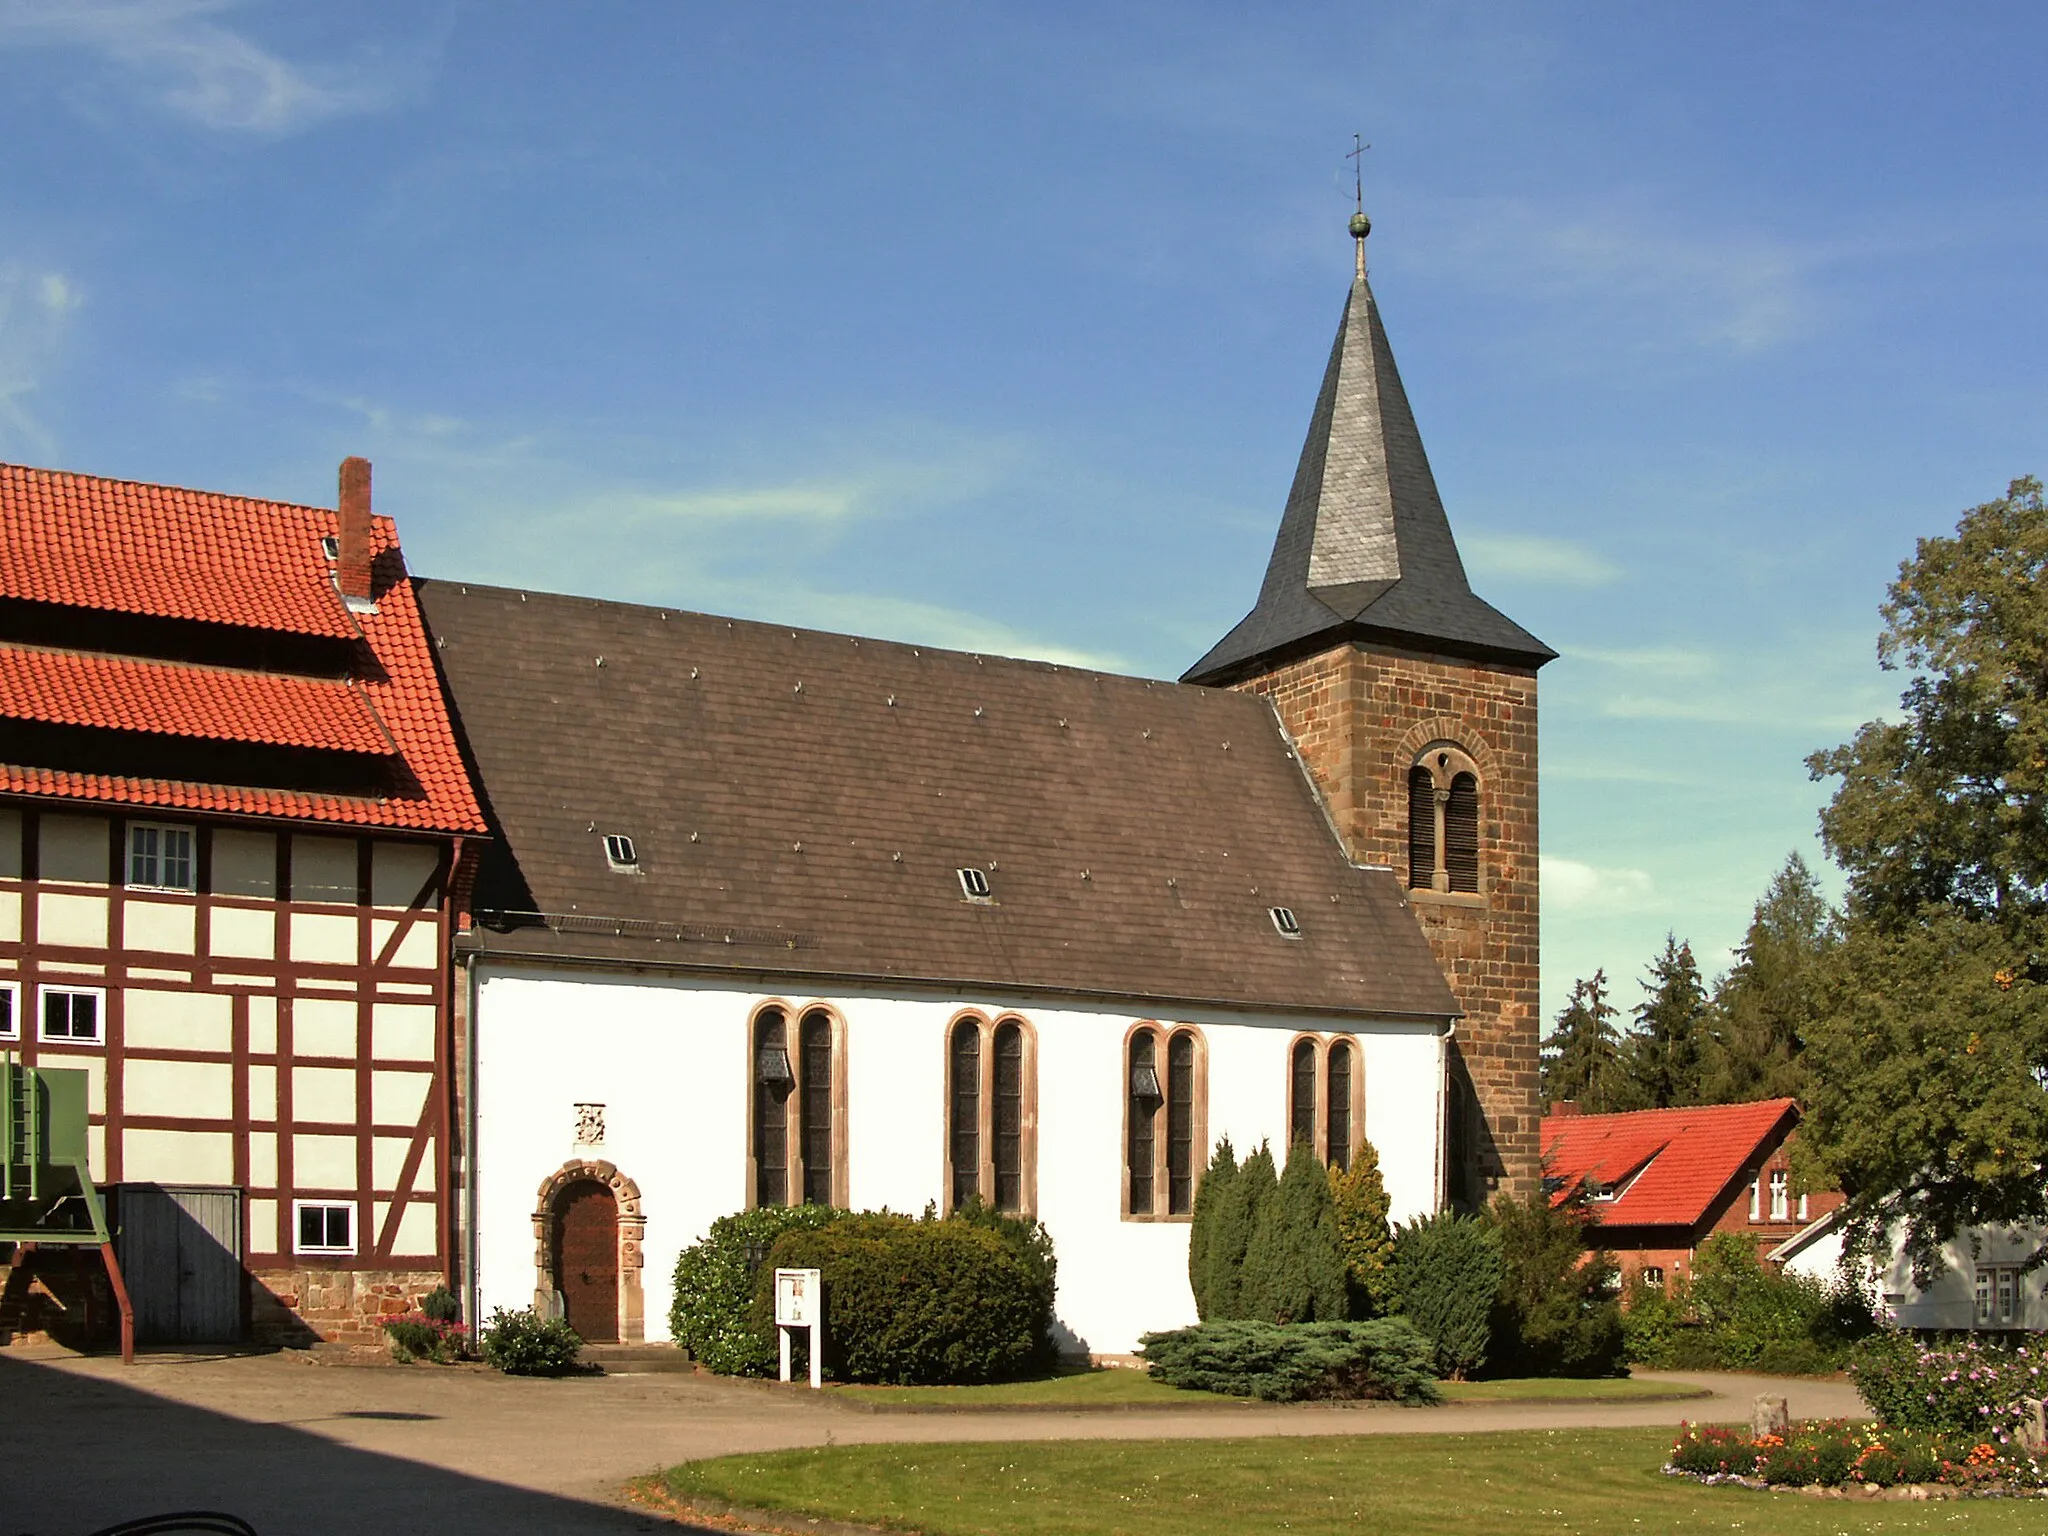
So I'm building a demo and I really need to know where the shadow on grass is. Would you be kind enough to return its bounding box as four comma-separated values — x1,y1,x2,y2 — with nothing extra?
0,1354,699,1536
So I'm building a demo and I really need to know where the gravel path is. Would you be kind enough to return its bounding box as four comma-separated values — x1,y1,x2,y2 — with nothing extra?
3,1347,1865,1535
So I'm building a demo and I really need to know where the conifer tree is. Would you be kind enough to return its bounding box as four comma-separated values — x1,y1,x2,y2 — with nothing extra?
1625,934,1707,1108
1389,1210,1500,1379
1697,854,1834,1104
1243,1140,1349,1324
1187,1137,1237,1319
1222,1141,1280,1321
1328,1138,1395,1317
1539,970,1638,1112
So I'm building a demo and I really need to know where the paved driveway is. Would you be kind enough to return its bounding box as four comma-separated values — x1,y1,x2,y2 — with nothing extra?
4,1347,1864,1536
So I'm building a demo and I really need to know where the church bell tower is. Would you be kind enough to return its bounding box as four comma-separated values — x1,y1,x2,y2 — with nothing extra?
1184,211,1554,1205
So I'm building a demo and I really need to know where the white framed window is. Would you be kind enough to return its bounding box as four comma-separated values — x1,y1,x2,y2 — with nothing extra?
39,986,104,1045
127,822,196,892
1748,1176,1761,1221
1975,1265,2021,1328
293,1201,356,1256
1769,1168,1790,1220
0,979,17,1041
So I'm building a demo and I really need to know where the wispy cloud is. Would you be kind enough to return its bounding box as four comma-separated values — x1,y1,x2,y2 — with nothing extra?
1463,531,1620,587
0,262,83,457
0,1,399,133
1542,853,1657,914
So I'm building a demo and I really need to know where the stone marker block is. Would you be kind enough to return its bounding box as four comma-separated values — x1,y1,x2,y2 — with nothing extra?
1750,1395,1790,1440
2019,1397,2047,1453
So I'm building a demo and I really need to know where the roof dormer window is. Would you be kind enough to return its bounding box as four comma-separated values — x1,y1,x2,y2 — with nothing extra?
602,834,638,873
958,867,992,902
1269,905,1302,939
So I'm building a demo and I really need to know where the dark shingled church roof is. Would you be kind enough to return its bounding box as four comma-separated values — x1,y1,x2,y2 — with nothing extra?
1183,228,1555,685
418,579,1460,1021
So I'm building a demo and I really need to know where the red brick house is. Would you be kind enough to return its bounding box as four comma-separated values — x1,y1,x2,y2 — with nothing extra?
1541,1099,1842,1288
0,458,486,1345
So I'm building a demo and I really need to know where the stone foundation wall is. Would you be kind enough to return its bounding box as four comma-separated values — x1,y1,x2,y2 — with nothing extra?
252,1268,448,1346
1239,638,1542,1202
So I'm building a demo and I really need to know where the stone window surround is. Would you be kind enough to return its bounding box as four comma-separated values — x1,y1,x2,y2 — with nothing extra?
745,1000,850,1211
530,1157,646,1344
1285,1031,1367,1168
942,1009,1039,1218
1120,1021,1208,1223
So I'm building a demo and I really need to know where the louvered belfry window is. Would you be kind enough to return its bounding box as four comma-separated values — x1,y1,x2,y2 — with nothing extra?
753,1009,792,1207
949,1019,981,1211
993,1021,1025,1212
1445,773,1480,894
1326,1039,1354,1170
1407,765,1437,890
799,1010,835,1206
1290,1037,1319,1151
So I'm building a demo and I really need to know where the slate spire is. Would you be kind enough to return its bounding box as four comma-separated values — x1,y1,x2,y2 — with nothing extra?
1183,218,1554,684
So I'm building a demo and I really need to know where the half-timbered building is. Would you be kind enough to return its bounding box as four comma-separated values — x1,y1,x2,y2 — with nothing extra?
0,459,485,1345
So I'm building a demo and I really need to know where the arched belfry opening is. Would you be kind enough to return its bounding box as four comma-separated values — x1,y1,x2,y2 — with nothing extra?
531,1159,645,1343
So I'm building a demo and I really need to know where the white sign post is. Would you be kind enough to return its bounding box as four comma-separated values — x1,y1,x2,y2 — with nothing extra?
774,1266,823,1389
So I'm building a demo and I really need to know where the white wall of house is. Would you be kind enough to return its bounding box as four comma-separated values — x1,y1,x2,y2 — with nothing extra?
471,963,1448,1357
1881,1223,2048,1332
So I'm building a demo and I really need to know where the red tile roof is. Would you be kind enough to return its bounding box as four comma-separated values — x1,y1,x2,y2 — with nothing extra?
0,463,361,638
0,462,485,835
0,645,396,754
1541,1098,1800,1230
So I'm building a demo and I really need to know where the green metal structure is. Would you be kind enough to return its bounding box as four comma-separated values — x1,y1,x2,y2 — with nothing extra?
2,1051,134,1360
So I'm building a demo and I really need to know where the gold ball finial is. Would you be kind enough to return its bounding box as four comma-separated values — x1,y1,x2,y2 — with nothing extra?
1349,211,1371,239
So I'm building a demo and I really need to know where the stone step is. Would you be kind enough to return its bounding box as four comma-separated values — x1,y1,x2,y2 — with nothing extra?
580,1342,696,1373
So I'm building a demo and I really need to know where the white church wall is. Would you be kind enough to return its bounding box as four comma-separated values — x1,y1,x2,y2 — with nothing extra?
472,962,1449,1356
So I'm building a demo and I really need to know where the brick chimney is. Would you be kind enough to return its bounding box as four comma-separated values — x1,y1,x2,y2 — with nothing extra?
337,456,374,602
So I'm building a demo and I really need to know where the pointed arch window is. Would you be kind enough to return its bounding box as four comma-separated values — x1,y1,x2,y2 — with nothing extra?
749,1003,847,1208
944,1012,1037,1215
1285,1033,1365,1168
1407,745,1483,895
1125,1023,1206,1220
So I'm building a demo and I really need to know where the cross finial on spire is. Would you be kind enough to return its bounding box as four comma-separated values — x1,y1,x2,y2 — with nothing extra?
1346,135,1371,280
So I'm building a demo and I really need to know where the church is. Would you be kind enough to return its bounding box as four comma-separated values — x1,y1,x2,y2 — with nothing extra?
423,213,1552,1357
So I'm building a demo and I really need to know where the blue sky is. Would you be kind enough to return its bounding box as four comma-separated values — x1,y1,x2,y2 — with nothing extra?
3,2,2044,1026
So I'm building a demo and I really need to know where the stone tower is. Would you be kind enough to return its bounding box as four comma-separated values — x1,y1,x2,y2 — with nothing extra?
1184,214,1554,1205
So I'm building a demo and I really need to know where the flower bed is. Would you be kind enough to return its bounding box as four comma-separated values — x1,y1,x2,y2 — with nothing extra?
1666,1420,2047,1497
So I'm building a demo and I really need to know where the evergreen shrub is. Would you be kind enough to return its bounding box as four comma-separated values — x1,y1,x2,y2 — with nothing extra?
1389,1210,1499,1379
1203,1142,1277,1321
1240,1141,1349,1324
1187,1138,1237,1319
420,1285,462,1324
479,1307,583,1376
1138,1318,1440,1403
1487,1188,1626,1377
752,1211,1052,1384
1328,1139,1395,1317
670,1203,846,1375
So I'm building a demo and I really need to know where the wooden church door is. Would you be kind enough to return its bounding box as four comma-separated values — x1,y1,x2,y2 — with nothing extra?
551,1178,619,1342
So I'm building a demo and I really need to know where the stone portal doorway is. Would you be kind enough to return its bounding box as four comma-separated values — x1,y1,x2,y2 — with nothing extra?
531,1159,646,1343
551,1179,618,1342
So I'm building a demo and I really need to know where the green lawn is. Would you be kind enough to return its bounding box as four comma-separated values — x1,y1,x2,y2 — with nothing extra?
823,1368,1704,1410
656,1427,2041,1536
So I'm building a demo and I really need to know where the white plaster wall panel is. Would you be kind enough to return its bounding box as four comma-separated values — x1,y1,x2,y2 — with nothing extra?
249,1197,278,1252
209,906,274,961
211,830,276,898
372,842,440,909
1361,1029,1446,1223
294,998,357,1059
0,891,20,942
38,815,109,883
124,899,196,955
249,1066,278,1124
0,809,20,876
1780,1227,1845,1284
124,1127,233,1184
290,912,357,965
37,1050,105,1114
841,997,946,1215
124,1058,232,1120
39,893,108,948
124,989,232,1053
294,1133,357,1188
292,836,358,902
88,1124,105,1181
249,1131,277,1187
373,1135,414,1188
249,997,277,1055
372,1070,431,1126
293,1066,357,1124
372,1003,436,1061
370,917,438,970
393,1200,438,1256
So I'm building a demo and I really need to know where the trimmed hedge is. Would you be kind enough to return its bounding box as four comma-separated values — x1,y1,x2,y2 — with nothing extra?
752,1210,1054,1384
670,1204,846,1375
1138,1318,1440,1403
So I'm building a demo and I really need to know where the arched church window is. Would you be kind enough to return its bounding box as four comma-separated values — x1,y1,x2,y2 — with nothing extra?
749,1002,846,1208
944,1012,1038,1215
1289,1036,1318,1151
1282,1034,1364,1168
1326,1038,1355,1170
1125,1023,1206,1219
1407,746,1483,895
